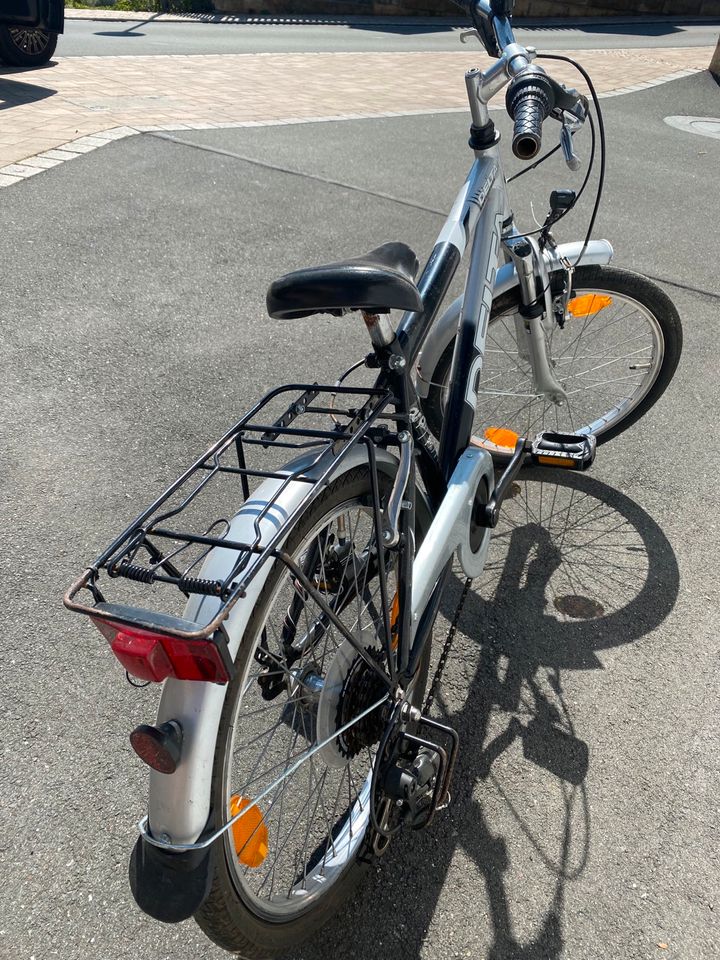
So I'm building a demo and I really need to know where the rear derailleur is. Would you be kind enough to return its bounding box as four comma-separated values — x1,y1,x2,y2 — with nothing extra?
371,704,459,847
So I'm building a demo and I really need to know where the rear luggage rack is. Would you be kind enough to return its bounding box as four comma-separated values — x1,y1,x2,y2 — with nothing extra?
65,381,398,641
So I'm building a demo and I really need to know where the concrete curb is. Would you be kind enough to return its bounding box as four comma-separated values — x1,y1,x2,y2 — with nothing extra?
710,37,720,78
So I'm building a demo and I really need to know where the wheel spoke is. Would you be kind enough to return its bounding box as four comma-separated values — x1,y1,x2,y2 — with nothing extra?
434,283,666,447
219,492,398,919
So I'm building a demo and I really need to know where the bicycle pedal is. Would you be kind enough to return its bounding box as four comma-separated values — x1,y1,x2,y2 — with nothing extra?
531,431,596,471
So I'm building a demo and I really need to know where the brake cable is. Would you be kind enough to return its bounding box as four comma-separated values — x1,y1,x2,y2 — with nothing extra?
535,52,607,268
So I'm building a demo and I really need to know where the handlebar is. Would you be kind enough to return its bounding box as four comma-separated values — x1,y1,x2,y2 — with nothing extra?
451,0,588,163
505,70,555,160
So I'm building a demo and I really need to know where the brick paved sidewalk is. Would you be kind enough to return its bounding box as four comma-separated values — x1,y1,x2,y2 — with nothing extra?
0,46,710,186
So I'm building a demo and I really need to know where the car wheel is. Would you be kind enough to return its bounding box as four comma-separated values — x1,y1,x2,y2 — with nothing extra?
0,26,58,67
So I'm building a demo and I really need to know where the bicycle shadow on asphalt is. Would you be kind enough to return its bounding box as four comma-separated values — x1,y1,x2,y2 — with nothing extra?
0,74,56,109
295,468,680,960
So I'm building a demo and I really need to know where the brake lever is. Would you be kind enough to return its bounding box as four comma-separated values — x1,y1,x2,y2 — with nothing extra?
556,96,587,171
560,124,581,171
460,29,482,44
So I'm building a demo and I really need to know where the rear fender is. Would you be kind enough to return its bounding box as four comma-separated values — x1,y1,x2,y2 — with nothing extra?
146,444,402,846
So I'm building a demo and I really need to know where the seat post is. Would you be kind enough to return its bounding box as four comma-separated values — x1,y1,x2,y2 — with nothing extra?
361,311,395,349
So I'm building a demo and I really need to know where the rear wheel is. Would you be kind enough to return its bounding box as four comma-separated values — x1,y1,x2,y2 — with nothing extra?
420,265,682,459
0,26,57,67
196,466,431,958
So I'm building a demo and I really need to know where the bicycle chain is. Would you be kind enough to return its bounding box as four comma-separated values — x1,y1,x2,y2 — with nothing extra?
423,576,473,715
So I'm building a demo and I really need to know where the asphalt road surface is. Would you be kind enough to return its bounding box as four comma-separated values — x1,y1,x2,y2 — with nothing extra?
1,70,719,960
57,16,720,57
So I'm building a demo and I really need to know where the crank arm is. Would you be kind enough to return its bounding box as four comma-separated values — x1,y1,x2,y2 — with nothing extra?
481,437,530,528
479,427,596,529
481,429,598,529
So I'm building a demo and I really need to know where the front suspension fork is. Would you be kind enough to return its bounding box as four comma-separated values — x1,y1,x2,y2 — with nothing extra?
503,233,567,405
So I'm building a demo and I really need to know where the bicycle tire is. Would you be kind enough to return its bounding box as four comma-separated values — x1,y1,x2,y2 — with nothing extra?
196,465,432,958
420,265,682,457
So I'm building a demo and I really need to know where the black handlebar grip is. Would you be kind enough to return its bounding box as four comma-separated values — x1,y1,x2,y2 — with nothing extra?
506,72,556,161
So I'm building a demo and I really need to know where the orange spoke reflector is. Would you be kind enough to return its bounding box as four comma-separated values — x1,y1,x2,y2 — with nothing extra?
230,795,269,868
483,427,520,448
567,294,613,317
390,593,400,651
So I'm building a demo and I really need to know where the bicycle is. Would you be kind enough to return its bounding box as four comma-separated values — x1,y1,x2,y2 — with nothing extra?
65,2,682,956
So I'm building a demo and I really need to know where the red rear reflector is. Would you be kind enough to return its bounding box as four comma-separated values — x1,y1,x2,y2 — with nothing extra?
91,618,231,684
112,628,174,682
161,634,232,683
130,721,183,774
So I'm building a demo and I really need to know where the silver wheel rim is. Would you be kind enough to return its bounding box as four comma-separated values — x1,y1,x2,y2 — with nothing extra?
8,27,50,56
440,287,664,454
222,496,394,920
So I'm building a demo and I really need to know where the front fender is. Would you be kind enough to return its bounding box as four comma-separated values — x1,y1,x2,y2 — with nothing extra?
415,239,614,398
147,444,404,846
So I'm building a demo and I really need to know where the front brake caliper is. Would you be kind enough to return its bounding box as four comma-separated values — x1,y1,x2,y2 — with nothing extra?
552,255,575,330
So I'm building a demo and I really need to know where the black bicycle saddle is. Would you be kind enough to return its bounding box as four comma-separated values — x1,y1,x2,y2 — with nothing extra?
266,241,423,320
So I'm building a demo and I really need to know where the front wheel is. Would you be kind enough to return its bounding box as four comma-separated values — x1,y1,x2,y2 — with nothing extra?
196,466,431,958
420,265,682,459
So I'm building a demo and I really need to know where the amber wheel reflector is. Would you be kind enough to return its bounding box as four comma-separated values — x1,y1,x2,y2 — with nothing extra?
483,427,520,448
230,795,269,868
567,294,613,317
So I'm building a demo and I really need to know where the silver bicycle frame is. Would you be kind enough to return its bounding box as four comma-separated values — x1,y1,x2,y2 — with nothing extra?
141,37,613,852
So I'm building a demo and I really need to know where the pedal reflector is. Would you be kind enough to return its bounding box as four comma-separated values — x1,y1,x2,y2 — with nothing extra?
483,427,520,448
531,431,596,470
230,795,269,868
537,455,577,468
567,294,613,317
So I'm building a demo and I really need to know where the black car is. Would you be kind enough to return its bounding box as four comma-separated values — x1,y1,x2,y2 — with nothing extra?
0,0,64,67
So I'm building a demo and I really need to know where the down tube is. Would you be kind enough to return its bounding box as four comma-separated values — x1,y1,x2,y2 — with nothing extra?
438,179,506,480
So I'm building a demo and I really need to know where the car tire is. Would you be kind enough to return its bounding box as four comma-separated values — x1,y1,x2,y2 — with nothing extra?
0,26,58,67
